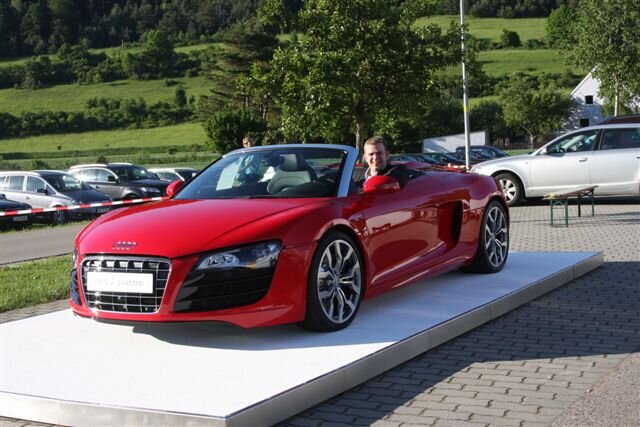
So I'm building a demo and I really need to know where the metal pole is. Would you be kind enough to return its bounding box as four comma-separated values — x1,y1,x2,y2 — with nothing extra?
460,0,471,170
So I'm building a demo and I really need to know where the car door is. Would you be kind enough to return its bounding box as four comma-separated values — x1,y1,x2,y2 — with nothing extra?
87,168,121,199
590,127,640,195
0,175,25,203
24,176,53,208
359,175,445,289
528,129,599,195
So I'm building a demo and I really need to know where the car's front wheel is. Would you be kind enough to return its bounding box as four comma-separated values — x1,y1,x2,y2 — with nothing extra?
51,209,67,225
461,200,509,274
301,231,363,332
494,172,523,206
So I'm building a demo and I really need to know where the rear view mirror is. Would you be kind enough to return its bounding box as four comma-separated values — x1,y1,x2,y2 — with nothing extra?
166,180,185,197
363,175,400,195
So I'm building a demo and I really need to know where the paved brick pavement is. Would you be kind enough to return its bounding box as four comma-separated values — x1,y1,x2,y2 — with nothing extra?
1,200,639,426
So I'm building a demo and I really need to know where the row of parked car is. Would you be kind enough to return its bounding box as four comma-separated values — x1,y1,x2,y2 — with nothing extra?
393,119,640,206
390,145,510,171
0,164,198,229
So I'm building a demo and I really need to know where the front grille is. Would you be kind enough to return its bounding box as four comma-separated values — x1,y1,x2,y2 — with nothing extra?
81,256,171,313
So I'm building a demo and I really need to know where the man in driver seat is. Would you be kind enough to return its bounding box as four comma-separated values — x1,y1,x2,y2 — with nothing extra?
363,136,410,187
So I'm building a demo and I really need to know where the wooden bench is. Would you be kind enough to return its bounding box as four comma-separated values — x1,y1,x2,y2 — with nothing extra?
542,185,598,227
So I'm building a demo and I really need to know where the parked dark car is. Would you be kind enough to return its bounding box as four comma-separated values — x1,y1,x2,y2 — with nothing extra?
456,145,509,159
0,170,112,224
0,193,32,229
423,152,466,166
597,114,640,125
68,163,169,201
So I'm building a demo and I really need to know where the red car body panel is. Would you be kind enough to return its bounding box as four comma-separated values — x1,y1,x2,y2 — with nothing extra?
71,146,507,328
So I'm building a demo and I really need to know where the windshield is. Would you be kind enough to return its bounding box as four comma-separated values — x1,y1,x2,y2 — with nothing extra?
175,148,346,199
111,165,156,181
43,173,90,192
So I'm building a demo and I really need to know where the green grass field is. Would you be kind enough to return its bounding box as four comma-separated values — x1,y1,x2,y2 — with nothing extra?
1,75,215,115
0,122,207,153
479,48,577,76
0,255,71,312
417,15,548,42
0,122,214,170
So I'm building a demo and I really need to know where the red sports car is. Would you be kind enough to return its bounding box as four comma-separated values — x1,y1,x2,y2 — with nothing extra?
70,144,509,331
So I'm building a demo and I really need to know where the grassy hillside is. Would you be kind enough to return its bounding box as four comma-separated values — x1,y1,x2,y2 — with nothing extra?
1,76,214,115
0,122,207,154
479,49,577,75
417,15,547,42
0,122,214,170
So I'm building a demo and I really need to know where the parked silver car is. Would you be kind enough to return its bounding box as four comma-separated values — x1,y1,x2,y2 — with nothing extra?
0,170,112,224
471,123,640,205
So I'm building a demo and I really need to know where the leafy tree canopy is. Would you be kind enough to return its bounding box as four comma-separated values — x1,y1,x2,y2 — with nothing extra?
562,0,640,115
498,74,575,147
255,0,461,149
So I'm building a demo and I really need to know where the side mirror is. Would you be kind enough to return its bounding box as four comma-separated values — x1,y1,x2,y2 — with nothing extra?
363,175,400,195
37,188,49,195
107,175,118,183
166,180,185,197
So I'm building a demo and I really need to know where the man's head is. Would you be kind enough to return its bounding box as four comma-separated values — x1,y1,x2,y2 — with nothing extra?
242,136,255,148
363,136,390,175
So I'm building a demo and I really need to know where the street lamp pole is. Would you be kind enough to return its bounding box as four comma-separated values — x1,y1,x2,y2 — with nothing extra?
460,0,471,170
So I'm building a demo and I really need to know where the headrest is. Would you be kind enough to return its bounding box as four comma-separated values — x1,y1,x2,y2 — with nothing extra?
279,154,302,171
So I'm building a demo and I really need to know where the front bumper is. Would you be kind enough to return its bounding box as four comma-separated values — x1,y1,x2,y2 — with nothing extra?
69,244,312,328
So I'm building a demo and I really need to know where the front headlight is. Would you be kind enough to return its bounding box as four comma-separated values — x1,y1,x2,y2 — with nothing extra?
195,240,282,271
71,248,78,267
141,187,161,194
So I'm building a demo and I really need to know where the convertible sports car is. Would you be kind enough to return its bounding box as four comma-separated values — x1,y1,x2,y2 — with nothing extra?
70,144,509,331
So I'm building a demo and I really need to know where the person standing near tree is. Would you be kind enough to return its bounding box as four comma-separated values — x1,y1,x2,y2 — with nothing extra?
242,135,256,148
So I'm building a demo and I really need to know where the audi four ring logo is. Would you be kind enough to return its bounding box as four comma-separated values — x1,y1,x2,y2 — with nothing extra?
112,241,137,250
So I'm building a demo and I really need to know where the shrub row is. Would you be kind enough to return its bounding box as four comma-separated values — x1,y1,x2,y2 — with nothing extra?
0,97,195,139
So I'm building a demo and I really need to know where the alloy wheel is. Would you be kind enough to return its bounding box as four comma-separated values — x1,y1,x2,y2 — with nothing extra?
316,239,362,325
484,205,509,268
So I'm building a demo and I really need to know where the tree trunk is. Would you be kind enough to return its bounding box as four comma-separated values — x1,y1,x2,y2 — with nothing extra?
355,121,365,151
354,98,366,151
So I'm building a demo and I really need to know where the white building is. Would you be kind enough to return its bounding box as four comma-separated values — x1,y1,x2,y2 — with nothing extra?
565,70,640,130
564,71,605,130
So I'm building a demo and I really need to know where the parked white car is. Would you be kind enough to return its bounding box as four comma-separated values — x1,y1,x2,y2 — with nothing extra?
471,123,640,205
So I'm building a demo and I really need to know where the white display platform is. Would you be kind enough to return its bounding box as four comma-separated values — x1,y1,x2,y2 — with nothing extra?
0,252,602,427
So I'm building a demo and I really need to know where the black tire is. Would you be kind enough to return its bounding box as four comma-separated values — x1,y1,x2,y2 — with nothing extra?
461,200,509,274
494,172,523,206
51,209,67,226
300,231,364,332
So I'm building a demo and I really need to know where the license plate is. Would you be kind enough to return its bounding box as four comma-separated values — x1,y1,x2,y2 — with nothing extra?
86,271,153,294
96,207,109,213
12,216,28,222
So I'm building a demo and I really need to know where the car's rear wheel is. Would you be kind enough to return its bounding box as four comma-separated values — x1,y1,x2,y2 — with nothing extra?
300,231,363,332
461,200,509,274
495,172,523,206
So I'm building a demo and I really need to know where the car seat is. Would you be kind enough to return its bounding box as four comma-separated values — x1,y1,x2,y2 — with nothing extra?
267,154,318,194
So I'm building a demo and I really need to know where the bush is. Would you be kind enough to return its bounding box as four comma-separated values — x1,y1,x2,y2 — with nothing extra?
500,30,521,48
204,109,267,153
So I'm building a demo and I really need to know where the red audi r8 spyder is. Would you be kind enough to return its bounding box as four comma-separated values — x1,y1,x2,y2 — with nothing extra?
70,144,509,331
